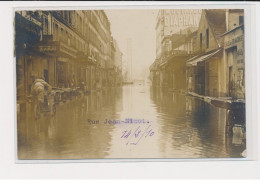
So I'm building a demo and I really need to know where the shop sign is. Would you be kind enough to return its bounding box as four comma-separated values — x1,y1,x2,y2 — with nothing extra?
224,28,244,48
224,28,245,64
162,9,201,35
164,14,201,27
225,35,243,47
38,45,57,52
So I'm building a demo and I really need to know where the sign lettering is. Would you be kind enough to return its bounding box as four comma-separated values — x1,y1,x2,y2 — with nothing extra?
38,46,57,52
225,35,244,47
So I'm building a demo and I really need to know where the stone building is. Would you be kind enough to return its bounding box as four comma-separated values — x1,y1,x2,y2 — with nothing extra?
155,9,202,59
186,9,227,97
113,39,123,86
15,10,123,109
150,9,202,90
107,37,116,86
186,9,245,100
221,9,245,99
150,9,245,101
83,10,113,90
150,26,198,90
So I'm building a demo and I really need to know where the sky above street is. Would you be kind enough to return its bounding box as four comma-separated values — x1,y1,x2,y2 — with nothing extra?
105,9,158,80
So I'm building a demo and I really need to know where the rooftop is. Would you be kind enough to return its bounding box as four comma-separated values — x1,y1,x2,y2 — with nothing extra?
205,9,226,44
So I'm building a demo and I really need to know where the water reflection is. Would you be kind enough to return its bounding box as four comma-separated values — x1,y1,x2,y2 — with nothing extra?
18,84,245,159
150,87,246,158
18,88,122,159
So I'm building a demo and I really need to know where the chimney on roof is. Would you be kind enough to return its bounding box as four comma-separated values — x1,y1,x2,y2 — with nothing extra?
225,9,229,31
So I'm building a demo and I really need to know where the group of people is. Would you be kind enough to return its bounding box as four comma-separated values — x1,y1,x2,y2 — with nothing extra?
30,75,94,119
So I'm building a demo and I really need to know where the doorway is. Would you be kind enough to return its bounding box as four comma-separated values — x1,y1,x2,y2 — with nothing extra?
44,69,49,83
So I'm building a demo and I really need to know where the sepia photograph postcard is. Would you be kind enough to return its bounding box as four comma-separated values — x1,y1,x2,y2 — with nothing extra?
14,6,248,161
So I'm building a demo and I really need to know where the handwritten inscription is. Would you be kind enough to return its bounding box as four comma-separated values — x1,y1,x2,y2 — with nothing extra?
121,125,155,145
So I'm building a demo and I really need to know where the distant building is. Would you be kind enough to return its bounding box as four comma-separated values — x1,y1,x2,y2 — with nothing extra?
150,27,198,90
150,9,201,90
155,9,202,59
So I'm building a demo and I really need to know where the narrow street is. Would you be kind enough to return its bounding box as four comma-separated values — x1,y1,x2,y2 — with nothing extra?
18,84,245,159
15,9,246,160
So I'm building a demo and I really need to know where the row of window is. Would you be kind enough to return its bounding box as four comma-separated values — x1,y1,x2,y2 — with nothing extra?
43,11,116,63
87,11,110,43
54,22,85,52
56,10,110,43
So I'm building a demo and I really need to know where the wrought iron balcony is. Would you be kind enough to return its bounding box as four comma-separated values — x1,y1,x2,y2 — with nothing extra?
15,12,42,49
15,12,42,32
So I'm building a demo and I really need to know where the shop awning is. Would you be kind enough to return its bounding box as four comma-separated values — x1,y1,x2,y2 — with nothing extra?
159,51,190,68
187,49,221,66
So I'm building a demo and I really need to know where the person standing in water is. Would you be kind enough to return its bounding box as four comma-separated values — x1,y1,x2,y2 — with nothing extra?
30,77,52,119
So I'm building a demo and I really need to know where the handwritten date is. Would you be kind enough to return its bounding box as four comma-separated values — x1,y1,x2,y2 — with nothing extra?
121,125,155,145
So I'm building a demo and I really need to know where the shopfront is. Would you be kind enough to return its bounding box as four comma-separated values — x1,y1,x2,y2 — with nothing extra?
223,25,245,99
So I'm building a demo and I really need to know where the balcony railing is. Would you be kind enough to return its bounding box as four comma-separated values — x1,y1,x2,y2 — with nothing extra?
15,12,42,28
24,14,42,27
15,12,42,44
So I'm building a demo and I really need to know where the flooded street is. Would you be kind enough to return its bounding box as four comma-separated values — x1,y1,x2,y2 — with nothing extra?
18,84,246,159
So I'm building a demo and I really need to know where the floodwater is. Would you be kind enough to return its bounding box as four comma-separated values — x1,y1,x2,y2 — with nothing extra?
17,84,246,159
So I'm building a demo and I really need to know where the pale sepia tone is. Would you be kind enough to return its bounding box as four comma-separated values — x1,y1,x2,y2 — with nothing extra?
15,9,246,160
